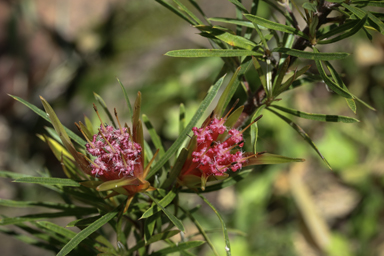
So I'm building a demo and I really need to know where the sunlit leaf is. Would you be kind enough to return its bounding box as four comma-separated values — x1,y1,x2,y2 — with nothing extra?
145,192,184,232
93,92,116,127
57,210,118,256
199,194,231,256
272,47,350,60
10,95,86,148
244,14,309,39
151,241,205,256
269,105,360,123
14,177,80,187
268,108,332,169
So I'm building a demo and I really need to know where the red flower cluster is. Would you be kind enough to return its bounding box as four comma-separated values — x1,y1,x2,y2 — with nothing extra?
86,125,142,180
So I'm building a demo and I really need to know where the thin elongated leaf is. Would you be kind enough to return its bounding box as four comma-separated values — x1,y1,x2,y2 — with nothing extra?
96,177,141,191
0,170,32,179
342,3,384,34
144,212,159,243
117,78,133,119
318,20,359,40
166,49,262,58
323,61,357,113
67,216,100,227
250,106,265,153
143,114,165,157
155,0,195,25
57,210,118,256
268,108,331,169
353,1,384,7
127,231,180,254
227,0,248,13
173,0,203,25
93,92,116,127
181,170,252,193
10,95,86,147
180,207,219,256
273,56,290,96
221,56,253,113
161,149,188,189
0,209,99,225
201,27,259,50
209,17,256,29
145,192,184,232
151,241,205,256
318,15,367,44
244,14,309,39
252,57,268,96
14,177,80,187
314,61,353,99
272,47,350,60
245,153,305,165
269,105,359,123
199,195,231,256
147,75,225,179
141,187,178,218
0,199,92,211
0,227,59,252
214,67,241,117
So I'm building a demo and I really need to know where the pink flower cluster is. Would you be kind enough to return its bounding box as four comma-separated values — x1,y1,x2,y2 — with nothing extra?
190,118,245,176
86,125,142,178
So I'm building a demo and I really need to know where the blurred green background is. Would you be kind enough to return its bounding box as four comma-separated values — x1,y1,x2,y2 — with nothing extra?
0,0,383,255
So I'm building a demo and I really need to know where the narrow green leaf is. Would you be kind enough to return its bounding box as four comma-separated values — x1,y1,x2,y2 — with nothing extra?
181,170,252,193
251,106,265,153
245,153,305,165
144,212,159,243
14,177,80,187
0,199,92,211
166,49,262,58
252,57,268,96
142,114,165,157
269,105,360,123
302,2,317,12
67,216,100,227
155,0,196,25
318,15,367,44
0,170,32,179
161,149,188,189
10,95,86,148
141,187,178,219
268,108,332,170
151,241,205,256
147,75,225,179
196,27,258,50
273,56,290,96
199,194,231,256
173,0,203,25
179,103,186,136
314,60,353,99
93,92,116,127
244,14,309,40
209,17,256,29
57,210,118,256
227,0,248,13
214,67,241,117
353,1,384,7
343,3,384,34
272,47,350,60
117,78,133,119
145,192,184,232
96,177,141,191
317,20,359,40
221,56,253,113
323,61,357,113
180,207,219,256
0,210,99,225
127,230,180,254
